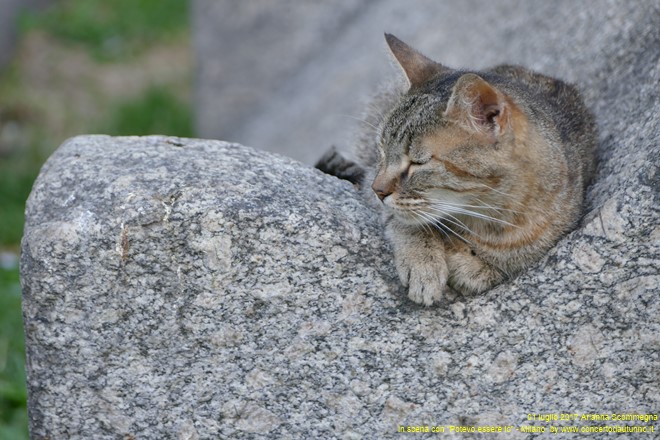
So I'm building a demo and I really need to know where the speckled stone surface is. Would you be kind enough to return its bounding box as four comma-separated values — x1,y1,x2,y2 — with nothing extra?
22,130,658,438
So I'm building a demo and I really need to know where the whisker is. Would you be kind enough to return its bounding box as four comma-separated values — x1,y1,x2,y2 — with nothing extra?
428,203,520,228
473,183,527,209
415,209,472,244
423,207,482,241
470,196,522,215
448,207,519,228
409,209,435,236
364,106,387,124
419,212,460,242
419,185,526,211
338,114,380,132
423,206,475,234
420,193,520,214
412,210,448,239
433,200,508,212
439,211,483,238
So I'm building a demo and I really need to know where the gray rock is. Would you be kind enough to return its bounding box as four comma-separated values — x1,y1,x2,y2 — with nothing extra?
22,135,400,438
22,130,658,439
23,0,660,437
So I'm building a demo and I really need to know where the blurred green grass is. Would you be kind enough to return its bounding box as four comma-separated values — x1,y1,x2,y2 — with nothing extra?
1,0,192,438
0,166,40,246
100,85,193,137
20,0,189,61
0,269,27,440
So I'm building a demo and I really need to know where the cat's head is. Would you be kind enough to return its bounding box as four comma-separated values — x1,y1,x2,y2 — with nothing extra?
373,34,531,230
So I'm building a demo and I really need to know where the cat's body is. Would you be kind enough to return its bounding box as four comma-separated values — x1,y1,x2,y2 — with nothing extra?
317,34,596,305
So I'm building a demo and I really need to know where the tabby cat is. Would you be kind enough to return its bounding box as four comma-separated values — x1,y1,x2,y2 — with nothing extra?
317,34,596,305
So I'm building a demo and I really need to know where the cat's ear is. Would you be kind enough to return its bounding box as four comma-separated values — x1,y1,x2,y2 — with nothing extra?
385,33,449,88
444,73,510,137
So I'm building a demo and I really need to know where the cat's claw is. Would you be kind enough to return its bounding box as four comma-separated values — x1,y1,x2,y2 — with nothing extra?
396,257,448,306
407,268,447,306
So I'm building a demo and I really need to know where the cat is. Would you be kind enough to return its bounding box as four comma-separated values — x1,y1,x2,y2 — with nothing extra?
316,33,597,305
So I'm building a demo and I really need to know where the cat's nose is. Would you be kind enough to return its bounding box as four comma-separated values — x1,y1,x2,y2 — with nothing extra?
372,178,394,202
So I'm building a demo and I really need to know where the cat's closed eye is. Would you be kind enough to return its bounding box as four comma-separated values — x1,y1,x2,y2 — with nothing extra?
408,150,432,166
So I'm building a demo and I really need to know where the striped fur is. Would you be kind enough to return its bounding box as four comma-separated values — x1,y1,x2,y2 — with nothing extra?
357,35,596,305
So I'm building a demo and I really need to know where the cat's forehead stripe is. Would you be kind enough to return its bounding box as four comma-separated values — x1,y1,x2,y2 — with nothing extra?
383,94,445,160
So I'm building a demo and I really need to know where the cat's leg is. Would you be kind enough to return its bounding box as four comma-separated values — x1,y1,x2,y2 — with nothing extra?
445,241,506,294
386,220,449,306
315,146,365,185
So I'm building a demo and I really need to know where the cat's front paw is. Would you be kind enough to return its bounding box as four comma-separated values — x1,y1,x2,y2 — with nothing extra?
396,256,448,306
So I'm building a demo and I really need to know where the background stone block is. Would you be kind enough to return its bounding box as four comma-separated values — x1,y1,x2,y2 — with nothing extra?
193,0,659,165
